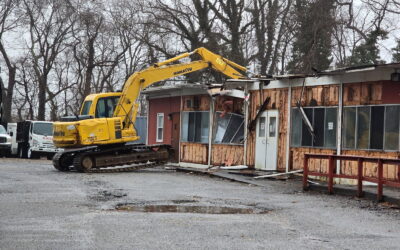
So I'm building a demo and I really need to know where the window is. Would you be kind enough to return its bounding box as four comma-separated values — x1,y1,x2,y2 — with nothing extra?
269,117,276,137
291,107,337,148
181,111,209,143
0,125,6,134
342,107,356,149
384,106,400,150
370,106,384,149
95,97,119,118
313,108,325,147
342,105,400,151
32,123,53,136
291,109,302,147
156,113,164,142
258,117,266,138
80,101,92,115
356,107,370,149
324,108,337,148
214,112,244,144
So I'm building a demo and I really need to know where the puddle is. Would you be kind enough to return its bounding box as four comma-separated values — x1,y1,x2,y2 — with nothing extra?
113,204,270,214
171,199,198,204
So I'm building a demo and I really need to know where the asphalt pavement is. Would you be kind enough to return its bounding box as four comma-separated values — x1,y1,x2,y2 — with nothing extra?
0,158,399,250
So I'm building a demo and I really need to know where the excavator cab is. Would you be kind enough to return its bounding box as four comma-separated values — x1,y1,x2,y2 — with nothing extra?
79,92,122,118
53,92,136,148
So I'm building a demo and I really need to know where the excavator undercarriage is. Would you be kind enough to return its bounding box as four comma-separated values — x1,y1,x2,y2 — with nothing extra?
53,144,173,173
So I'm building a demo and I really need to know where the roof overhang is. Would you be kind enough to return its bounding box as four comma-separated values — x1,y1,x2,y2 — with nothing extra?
225,63,400,91
143,82,246,99
143,83,209,99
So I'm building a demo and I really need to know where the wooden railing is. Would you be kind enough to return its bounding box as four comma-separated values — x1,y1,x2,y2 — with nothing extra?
303,154,400,201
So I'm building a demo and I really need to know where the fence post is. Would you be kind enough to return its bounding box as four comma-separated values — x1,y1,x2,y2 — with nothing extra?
357,158,364,198
328,156,334,194
303,154,309,191
377,159,383,202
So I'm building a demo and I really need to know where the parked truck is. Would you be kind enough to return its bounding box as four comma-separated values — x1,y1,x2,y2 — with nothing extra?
0,124,11,157
13,121,62,159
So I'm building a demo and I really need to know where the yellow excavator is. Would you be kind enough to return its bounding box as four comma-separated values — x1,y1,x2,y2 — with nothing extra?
52,47,247,172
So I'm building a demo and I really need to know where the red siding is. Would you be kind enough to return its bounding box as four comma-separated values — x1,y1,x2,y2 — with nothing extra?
148,96,181,145
382,81,400,104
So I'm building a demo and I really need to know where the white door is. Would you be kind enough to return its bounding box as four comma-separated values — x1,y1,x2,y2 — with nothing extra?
255,110,279,170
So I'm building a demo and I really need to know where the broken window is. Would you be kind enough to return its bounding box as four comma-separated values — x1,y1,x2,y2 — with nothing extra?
343,105,400,151
301,108,313,146
181,111,209,143
214,112,244,144
291,107,337,148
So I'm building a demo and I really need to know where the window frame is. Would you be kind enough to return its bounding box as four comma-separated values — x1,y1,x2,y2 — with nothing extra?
180,111,210,144
291,106,338,149
342,104,400,152
156,113,164,143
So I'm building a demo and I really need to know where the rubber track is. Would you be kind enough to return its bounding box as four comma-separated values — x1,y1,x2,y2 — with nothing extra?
53,144,172,174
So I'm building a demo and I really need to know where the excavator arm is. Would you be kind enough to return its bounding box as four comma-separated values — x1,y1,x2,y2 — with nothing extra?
114,47,246,129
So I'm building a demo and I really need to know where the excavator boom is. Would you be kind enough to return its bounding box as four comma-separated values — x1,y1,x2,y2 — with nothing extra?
114,47,246,129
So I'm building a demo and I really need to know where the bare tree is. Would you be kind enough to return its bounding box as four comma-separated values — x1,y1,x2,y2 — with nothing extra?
73,8,104,100
206,0,253,66
14,57,37,120
0,0,21,122
140,0,226,82
23,0,75,120
248,0,292,75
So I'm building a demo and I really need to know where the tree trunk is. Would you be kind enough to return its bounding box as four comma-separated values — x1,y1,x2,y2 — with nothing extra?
37,76,47,120
3,66,16,123
83,37,96,100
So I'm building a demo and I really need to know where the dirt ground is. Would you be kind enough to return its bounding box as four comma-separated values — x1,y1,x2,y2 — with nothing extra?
0,158,399,250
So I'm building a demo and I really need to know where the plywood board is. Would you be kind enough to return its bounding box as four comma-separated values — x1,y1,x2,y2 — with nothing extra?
343,82,383,106
180,142,208,164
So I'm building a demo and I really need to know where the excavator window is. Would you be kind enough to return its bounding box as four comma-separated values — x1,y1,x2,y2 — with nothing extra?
80,101,92,116
95,97,119,118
